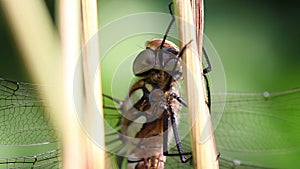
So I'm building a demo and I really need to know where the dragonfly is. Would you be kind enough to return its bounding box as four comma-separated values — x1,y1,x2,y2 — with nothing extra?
103,36,199,169
1,76,300,169
103,2,213,168
1,3,300,169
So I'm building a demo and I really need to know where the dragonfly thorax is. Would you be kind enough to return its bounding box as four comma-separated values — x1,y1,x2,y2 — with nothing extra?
145,70,172,91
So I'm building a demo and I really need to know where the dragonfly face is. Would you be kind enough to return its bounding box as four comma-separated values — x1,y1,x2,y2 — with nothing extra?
118,38,185,169
133,38,182,81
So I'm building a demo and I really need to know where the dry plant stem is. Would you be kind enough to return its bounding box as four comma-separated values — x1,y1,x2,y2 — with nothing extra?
190,0,203,55
59,0,90,168
1,0,104,168
0,0,67,167
175,0,219,169
81,0,105,168
1,0,84,168
81,0,99,44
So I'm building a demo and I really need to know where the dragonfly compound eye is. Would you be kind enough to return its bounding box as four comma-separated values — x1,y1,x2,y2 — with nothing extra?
133,39,182,79
133,49,156,76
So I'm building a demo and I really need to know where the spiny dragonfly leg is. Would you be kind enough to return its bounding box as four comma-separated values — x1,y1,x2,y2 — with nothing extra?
163,105,192,163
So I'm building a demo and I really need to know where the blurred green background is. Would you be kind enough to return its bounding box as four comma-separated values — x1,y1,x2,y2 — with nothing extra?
0,0,300,168
1,0,300,89
98,0,300,92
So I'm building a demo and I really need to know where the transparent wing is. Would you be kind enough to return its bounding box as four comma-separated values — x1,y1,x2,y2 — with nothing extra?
1,77,299,169
0,150,61,169
0,78,60,168
0,78,57,145
162,87,300,169
214,88,300,169
102,94,123,169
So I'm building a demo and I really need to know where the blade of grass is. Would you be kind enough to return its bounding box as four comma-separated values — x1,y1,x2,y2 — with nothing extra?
174,0,219,168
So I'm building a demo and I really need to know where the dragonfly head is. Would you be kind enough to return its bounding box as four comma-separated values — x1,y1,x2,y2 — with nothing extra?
133,38,183,80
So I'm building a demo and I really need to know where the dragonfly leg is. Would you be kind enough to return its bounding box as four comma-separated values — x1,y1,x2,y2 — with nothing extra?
102,93,123,110
202,47,212,110
162,105,169,157
204,74,211,110
163,105,192,163
102,93,123,105
216,152,221,160
177,40,193,59
202,47,212,74
169,93,187,107
160,2,174,49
